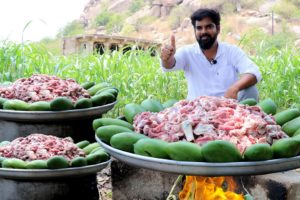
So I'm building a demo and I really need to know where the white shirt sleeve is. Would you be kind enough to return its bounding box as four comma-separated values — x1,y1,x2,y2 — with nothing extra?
231,46,262,82
161,47,187,72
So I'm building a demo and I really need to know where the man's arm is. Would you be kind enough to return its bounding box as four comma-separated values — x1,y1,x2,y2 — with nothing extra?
160,35,176,69
224,73,257,99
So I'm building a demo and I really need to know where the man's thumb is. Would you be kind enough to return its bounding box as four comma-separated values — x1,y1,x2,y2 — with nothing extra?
171,34,176,49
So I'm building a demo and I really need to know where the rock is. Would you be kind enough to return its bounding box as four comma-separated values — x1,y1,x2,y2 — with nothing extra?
108,0,132,13
180,17,191,30
151,5,162,17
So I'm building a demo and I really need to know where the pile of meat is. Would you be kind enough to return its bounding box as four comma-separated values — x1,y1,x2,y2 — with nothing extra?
134,96,288,154
0,74,90,103
0,134,85,161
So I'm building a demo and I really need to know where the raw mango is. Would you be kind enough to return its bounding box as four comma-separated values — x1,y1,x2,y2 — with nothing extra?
75,140,90,149
81,81,95,90
0,98,7,109
282,116,300,137
239,98,257,106
74,98,93,109
86,151,109,165
87,82,111,96
0,157,6,167
124,103,146,123
92,118,134,131
162,99,178,108
91,92,115,106
47,156,69,169
96,125,133,143
166,141,204,162
110,132,148,153
26,160,48,169
50,97,73,111
3,99,29,111
272,138,300,158
243,143,273,161
257,98,277,115
2,158,27,169
201,140,242,162
28,101,51,111
71,157,87,167
82,142,100,154
141,99,164,112
133,138,169,159
274,108,300,126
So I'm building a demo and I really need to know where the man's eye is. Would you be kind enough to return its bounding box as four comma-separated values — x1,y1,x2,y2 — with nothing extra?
207,24,215,29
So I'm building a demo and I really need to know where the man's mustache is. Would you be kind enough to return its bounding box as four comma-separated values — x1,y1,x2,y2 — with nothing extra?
200,34,211,39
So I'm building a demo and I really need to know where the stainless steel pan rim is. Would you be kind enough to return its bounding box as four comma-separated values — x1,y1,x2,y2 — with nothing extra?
96,136,300,176
0,158,111,180
0,101,117,122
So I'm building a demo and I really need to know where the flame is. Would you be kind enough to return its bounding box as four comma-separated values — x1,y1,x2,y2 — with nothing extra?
179,176,244,200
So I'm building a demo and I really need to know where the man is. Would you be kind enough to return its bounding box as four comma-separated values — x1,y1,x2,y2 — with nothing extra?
160,8,262,101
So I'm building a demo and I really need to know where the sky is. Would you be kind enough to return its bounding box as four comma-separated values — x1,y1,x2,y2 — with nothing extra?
0,0,89,43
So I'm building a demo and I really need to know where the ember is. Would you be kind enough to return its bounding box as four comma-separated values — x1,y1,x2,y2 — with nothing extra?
179,176,244,200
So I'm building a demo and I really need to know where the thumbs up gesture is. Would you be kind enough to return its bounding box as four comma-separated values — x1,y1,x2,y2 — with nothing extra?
160,34,176,69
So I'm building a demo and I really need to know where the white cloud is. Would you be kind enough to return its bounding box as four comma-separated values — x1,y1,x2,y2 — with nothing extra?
0,0,89,42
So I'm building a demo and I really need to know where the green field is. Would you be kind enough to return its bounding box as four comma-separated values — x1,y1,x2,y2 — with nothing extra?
0,40,299,117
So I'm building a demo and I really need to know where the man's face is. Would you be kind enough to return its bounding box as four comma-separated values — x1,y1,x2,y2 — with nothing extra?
194,17,219,50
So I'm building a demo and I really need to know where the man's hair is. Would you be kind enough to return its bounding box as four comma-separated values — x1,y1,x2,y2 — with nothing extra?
190,8,221,27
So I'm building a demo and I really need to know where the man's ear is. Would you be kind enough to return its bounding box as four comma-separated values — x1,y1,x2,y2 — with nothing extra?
217,25,221,33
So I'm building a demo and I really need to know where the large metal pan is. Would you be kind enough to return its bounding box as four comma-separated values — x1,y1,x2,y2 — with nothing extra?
0,159,111,180
96,137,300,176
0,101,117,122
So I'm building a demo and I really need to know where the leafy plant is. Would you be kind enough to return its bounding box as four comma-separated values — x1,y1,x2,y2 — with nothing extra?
129,0,145,14
0,38,299,117
168,6,191,29
56,20,84,37
272,0,300,19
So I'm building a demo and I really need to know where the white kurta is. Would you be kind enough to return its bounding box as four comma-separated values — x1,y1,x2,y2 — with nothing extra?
162,42,262,100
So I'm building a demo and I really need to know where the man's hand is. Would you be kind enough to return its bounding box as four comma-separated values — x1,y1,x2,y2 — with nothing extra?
160,34,176,69
224,74,258,99
224,85,239,99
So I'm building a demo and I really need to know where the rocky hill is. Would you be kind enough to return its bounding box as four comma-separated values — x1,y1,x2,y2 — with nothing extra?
78,0,300,48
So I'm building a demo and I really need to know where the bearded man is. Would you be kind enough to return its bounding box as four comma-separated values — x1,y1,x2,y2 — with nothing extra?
160,8,262,101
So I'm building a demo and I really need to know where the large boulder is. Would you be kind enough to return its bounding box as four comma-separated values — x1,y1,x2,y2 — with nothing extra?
108,0,133,13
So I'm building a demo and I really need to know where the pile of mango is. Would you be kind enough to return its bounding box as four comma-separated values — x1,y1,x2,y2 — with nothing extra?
123,98,178,123
0,81,118,111
0,140,109,169
94,97,300,163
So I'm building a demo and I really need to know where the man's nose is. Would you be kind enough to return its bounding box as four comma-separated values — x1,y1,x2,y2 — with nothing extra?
199,28,208,35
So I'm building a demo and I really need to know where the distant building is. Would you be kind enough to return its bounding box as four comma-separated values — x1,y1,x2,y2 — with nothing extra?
62,34,161,56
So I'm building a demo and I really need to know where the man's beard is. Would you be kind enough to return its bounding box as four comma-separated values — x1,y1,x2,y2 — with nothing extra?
197,34,217,50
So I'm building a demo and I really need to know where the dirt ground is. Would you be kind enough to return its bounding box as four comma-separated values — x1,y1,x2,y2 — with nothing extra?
97,165,112,200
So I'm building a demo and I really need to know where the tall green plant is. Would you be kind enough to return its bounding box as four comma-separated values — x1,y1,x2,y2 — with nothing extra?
0,40,299,117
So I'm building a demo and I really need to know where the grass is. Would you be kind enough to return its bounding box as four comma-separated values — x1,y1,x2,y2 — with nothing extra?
0,39,299,117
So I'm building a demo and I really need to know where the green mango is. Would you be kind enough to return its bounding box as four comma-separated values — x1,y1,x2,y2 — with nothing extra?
110,132,148,153
201,140,242,162
134,138,169,159
166,141,204,162
243,143,273,161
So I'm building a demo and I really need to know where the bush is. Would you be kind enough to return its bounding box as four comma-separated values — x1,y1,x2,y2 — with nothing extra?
94,11,111,27
134,16,157,32
121,23,136,35
168,6,190,29
57,20,84,37
272,0,300,19
129,0,145,14
105,14,125,33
